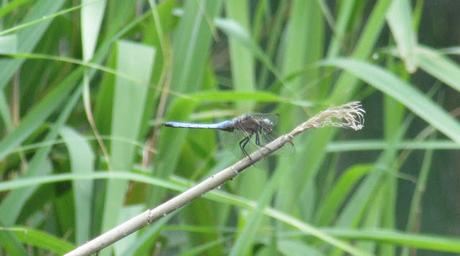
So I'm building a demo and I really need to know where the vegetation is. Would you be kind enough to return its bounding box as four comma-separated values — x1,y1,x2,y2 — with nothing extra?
0,0,459,255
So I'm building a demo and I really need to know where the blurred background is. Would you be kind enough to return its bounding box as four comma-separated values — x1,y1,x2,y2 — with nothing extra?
0,0,459,255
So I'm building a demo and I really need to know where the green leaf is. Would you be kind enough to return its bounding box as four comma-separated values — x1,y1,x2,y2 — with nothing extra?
0,86,82,225
60,127,95,244
100,41,155,247
278,240,323,256
4,171,459,254
190,90,313,107
0,0,30,19
386,0,418,72
327,140,460,151
0,69,82,160
0,0,66,90
0,35,17,54
0,91,14,132
225,0,256,105
0,228,28,256
325,229,460,253
148,0,223,207
215,17,280,83
9,226,74,254
323,58,460,143
170,0,222,93
0,172,370,256
81,0,106,61
416,46,460,92
316,164,373,225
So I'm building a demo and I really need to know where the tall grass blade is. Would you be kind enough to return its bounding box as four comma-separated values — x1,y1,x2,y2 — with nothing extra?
0,0,66,90
60,127,95,244
100,41,154,244
386,0,418,72
324,58,460,143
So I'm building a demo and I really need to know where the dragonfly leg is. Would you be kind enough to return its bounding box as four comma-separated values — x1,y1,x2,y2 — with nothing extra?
239,134,252,158
255,131,261,146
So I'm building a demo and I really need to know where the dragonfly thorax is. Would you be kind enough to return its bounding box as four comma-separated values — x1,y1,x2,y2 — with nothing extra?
234,115,274,134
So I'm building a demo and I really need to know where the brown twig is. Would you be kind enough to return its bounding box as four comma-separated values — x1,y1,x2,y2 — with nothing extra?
65,101,365,256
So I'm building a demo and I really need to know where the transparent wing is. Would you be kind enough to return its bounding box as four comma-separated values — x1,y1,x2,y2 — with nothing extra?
219,113,293,158
252,113,295,157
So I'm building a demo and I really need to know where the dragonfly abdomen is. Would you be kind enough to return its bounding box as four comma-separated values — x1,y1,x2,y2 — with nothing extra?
163,120,235,132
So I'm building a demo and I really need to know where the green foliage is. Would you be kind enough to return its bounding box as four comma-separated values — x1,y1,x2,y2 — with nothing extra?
0,1,459,255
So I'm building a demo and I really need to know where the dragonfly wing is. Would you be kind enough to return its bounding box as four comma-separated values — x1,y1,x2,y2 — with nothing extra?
216,112,291,156
249,113,279,125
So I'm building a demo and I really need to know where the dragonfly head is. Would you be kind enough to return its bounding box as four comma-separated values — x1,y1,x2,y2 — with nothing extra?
260,118,274,133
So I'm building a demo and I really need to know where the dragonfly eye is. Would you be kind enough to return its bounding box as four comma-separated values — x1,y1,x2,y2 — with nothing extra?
262,118,273,126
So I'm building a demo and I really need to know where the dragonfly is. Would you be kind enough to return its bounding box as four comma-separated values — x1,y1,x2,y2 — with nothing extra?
163,113,278,158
